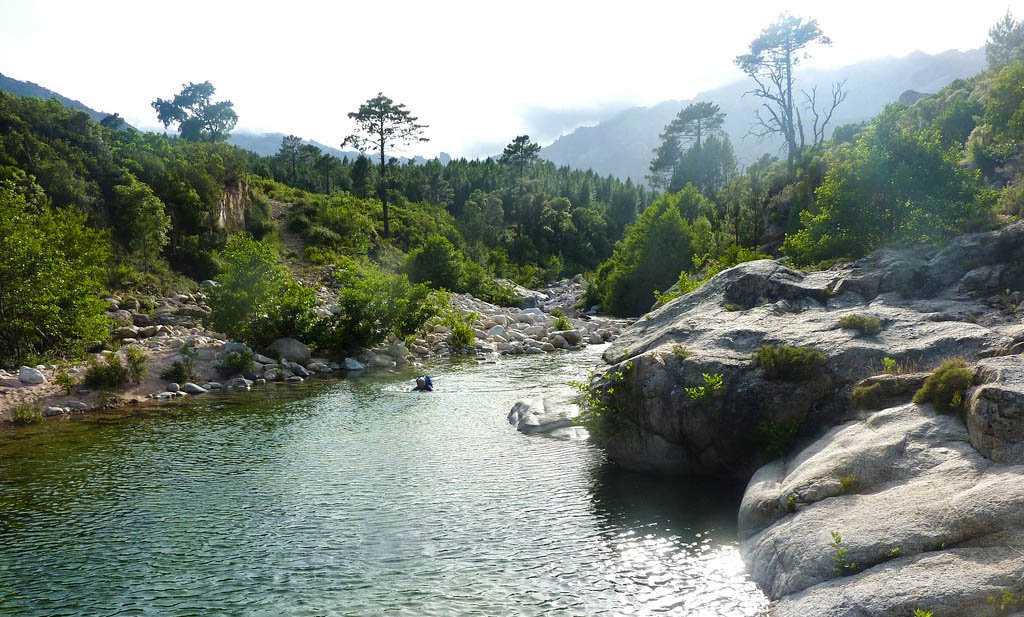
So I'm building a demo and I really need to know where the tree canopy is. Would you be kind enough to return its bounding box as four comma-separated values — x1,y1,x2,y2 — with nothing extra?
152,81,238,142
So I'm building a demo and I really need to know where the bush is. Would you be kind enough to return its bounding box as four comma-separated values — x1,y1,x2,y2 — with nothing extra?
124,347,148,383
223,349,255,375
553,314,571,331
84,353,130,388
851,383,883,409
54,369,77,395
0,186,110,366
754,344,827,381
315,260,439,354
449,321,475,349
160,360,193,384
838,314,883,336
913,359,974,413
10,402,42,425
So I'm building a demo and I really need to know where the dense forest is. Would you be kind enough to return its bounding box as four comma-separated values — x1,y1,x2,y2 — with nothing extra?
3,12,1024,366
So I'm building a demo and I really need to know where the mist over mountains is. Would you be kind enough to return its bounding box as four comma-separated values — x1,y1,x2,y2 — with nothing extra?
539,48,986,182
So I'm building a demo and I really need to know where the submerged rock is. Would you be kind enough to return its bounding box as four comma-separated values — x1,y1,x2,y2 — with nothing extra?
507,396,580,435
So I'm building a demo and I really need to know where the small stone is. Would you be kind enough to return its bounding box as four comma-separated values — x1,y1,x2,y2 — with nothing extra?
203,382,223,390
43,406,66,417
225,377,253,389
166,383,180,393
286,375,304,382
66,401,88,410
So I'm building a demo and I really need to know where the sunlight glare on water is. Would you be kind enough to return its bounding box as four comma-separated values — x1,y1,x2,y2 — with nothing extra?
0,348,767,616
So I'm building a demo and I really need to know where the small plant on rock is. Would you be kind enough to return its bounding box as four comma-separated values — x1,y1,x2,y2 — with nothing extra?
829,531,858,576
671,344,690,359
553,314,572,331
851,383,883,409
838,314,883,336
838,474,857,493
754,344,826,381
913,609,933,617
881,356,898,374
161,345,197,384
913,359,974,413
685,373,724,401
10,402,42,424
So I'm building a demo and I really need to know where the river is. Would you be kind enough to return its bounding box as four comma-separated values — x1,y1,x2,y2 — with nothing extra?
0,346,767,616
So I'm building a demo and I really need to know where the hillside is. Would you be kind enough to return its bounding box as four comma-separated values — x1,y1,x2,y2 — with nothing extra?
0,72,111,122
540,48,986,181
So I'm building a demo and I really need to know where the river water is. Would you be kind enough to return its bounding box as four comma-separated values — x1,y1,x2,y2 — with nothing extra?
0,347,767,616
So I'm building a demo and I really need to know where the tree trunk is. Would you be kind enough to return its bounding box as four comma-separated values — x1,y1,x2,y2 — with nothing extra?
379,141,389,239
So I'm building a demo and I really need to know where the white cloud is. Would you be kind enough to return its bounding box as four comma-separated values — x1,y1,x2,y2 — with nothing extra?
2,0,1020,157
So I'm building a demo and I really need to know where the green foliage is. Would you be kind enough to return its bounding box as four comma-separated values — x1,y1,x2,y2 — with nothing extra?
448,321,475,349
0,185,110,366
553,314,572,331
913,359,974,413
151,81,238,142
590,186,721,316
316,259,439,354
574,361,635,436
987,589,1020,612
206,234,317,347
838,314,883,336
882,357,899,374
84,353,130,389
851,383,883,409
838,474,857,493
223,349,255,376
913,609,933,617
758,419,801,458
671,344,690,359
829,531,858,576
754,344,827,381
124,347,148,384
785,493,798,513
655,246,771,306
10,402,42,425
987,11,1024,68
684,372,724,401
54,369,77,395
783,106,991,265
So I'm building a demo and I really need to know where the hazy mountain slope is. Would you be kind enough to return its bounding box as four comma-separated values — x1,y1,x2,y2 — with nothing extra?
0,72,110,121
540,49,986,181
227,132,364,160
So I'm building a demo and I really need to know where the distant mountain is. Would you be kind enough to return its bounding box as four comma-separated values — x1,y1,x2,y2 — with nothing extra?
0,72,112,122
227,132,363,160
540,48,987,182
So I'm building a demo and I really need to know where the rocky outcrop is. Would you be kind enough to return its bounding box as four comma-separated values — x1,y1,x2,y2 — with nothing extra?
583,221,1024,615
739,356,1024,616
593,222,1024,478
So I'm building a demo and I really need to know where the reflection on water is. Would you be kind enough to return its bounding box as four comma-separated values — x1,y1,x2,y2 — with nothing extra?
0,348,766,616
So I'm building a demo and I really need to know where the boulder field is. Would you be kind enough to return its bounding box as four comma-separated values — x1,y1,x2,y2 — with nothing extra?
583,221,1024,615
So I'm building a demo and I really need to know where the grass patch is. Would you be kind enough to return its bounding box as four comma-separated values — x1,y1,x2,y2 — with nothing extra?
10,402,42,424
912,359,974,413
851,383,883,409
838,474,857,493
754,344,827,381
124,347,148,384
838,314,883,336
671,344,690,359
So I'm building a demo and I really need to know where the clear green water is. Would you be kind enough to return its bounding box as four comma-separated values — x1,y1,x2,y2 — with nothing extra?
0,348,766,616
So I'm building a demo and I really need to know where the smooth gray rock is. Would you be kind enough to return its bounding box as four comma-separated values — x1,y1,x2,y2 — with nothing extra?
219,342,251,356
286,375,304,382
265,338,311,364
202,382,222,390
66,401,88,410
290,363,310,378
18,366,45,385
507,396,580,435
225,377,253,389
181,382,207,395
740,394,1024,616
43,406,65,417
343,357,365,371
253,353,275,365
166,382,180,393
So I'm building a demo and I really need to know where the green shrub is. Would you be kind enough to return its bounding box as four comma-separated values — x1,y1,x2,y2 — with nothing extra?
851,383,883,409
913,359,974,413
160,360,193,384
10,402,42,424
671,344,690,359
223,349,255,375
54,369,77,395
449,321,475,349
84,353,130,388
882,357,898,374
553,315,571,331
754,344,827,381
124,347,148,384
758,419,801,458
829,531,858,576
838,314,883,336
838,474,857,493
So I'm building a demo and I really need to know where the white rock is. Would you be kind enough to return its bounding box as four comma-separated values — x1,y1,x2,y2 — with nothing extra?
18,366,45,385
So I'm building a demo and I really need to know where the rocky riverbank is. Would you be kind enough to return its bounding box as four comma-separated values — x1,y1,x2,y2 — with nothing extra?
578,221,1024,615
1,278,622,423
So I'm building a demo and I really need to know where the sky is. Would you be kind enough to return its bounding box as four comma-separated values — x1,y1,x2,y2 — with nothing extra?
2,0,1022,158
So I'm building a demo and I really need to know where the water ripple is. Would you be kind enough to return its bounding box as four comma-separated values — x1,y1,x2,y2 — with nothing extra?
0,349,766,616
